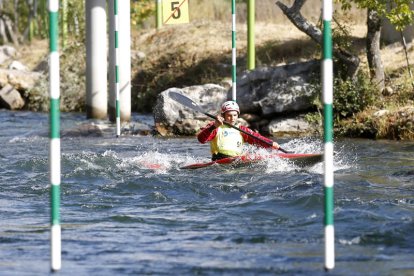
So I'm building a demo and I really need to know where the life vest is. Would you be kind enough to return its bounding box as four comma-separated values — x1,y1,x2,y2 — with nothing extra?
210,125,244,156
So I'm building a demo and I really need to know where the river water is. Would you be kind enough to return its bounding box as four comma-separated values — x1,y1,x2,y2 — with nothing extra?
0,110,413,275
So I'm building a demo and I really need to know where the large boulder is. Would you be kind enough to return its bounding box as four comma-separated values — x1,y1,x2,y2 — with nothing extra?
268,116,313,137
153,61,321,137
0,68,42,90
153,84,228,136
0,84,25,110
234,60,319,116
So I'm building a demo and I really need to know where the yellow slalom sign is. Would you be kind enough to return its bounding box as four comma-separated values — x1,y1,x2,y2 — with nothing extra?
162,0,189,25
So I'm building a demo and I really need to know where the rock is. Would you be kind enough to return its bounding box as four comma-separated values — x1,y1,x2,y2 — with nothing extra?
219,78,232,89
397,106,414,118
382,86,394,96
0,84,25,110
249,118,270,134
373,109,390,117
33,58,49,72
122,121,154,136
131,50,146,61
8,60,29,71
61,123,109,137
0,69,42,90
153,84,228,135
234,60,319,115
0,46,16,65
241,113,261,123
268,116,313,137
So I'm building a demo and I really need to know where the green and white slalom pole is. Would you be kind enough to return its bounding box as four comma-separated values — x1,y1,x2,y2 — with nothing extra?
114,0,121,137
48,0,61,271
231,0,236,101
247,0,255,70
322,0,335,271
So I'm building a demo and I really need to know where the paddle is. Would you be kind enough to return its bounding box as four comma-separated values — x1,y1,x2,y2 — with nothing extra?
168,91,293,154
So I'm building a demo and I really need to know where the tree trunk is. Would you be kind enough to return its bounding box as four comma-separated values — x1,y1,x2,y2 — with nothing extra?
275,0,360,79
366,8,385,91
0,13,19,45
23,0,35,41
13,0,19,34
0,17,6,43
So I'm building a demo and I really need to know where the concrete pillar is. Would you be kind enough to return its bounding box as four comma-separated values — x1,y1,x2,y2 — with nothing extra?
109,0,131,122
85,0,107,119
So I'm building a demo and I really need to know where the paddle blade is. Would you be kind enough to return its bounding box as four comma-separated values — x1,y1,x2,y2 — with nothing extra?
168,91,204,113
278,147,294,154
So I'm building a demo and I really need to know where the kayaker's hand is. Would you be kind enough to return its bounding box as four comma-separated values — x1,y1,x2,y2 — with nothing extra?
272,142,280,150
214,115,224,128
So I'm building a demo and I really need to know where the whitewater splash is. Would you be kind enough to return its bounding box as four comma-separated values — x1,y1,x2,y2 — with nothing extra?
60,136,356,177
282,137,354,173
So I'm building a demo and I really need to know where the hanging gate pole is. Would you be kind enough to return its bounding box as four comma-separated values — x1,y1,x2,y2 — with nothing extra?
247,0,255,70
322,0,335,271
48,0,61,271
231,0,237,101
113,0,121,137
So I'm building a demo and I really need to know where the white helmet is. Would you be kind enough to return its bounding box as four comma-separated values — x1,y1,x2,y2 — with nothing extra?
221,101,240,114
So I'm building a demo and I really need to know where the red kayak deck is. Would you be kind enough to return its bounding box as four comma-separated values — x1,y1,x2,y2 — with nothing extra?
181,153,323,169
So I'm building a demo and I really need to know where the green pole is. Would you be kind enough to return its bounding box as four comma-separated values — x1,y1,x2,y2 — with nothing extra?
231,0,236,101
156,0,162,29
322,0,335,271
247,0,255,70
114,0,121,137
48,0,61,271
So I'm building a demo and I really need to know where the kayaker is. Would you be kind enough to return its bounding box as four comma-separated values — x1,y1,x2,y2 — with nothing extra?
197,101,280,161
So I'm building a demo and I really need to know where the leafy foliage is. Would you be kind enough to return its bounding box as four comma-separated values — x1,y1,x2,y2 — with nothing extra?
333,71,378,120
131,0,155,28
64,0,85,41
0,0,49,41
337,0,414,31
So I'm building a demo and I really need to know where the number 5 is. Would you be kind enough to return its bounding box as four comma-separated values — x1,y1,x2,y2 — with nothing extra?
171,1,181,19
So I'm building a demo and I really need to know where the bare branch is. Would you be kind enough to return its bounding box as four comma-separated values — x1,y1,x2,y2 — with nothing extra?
275,0,360,78
276,1,322,43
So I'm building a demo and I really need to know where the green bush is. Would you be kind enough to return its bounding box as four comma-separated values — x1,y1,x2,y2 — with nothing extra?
333,72,378,120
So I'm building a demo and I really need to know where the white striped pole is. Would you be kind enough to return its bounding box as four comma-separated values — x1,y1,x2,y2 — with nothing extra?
231,0,236,101
48,0,61,271
113,0,121,137
247,0,255,70
322,0,335,271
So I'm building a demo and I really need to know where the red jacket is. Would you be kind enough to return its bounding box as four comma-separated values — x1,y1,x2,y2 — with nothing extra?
197,122,274,148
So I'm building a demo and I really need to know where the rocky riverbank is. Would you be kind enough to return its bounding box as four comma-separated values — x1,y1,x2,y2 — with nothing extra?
0,22,413,139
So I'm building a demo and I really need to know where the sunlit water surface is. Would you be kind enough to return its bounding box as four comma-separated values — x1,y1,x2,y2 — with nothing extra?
1,111,413,275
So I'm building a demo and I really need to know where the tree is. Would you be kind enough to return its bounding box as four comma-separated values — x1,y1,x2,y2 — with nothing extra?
340,0,413,32
366,8,384,90
275,0,360,79
338,0,414,91
0,0,19,44
0,0,50,45
276,0,413,91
